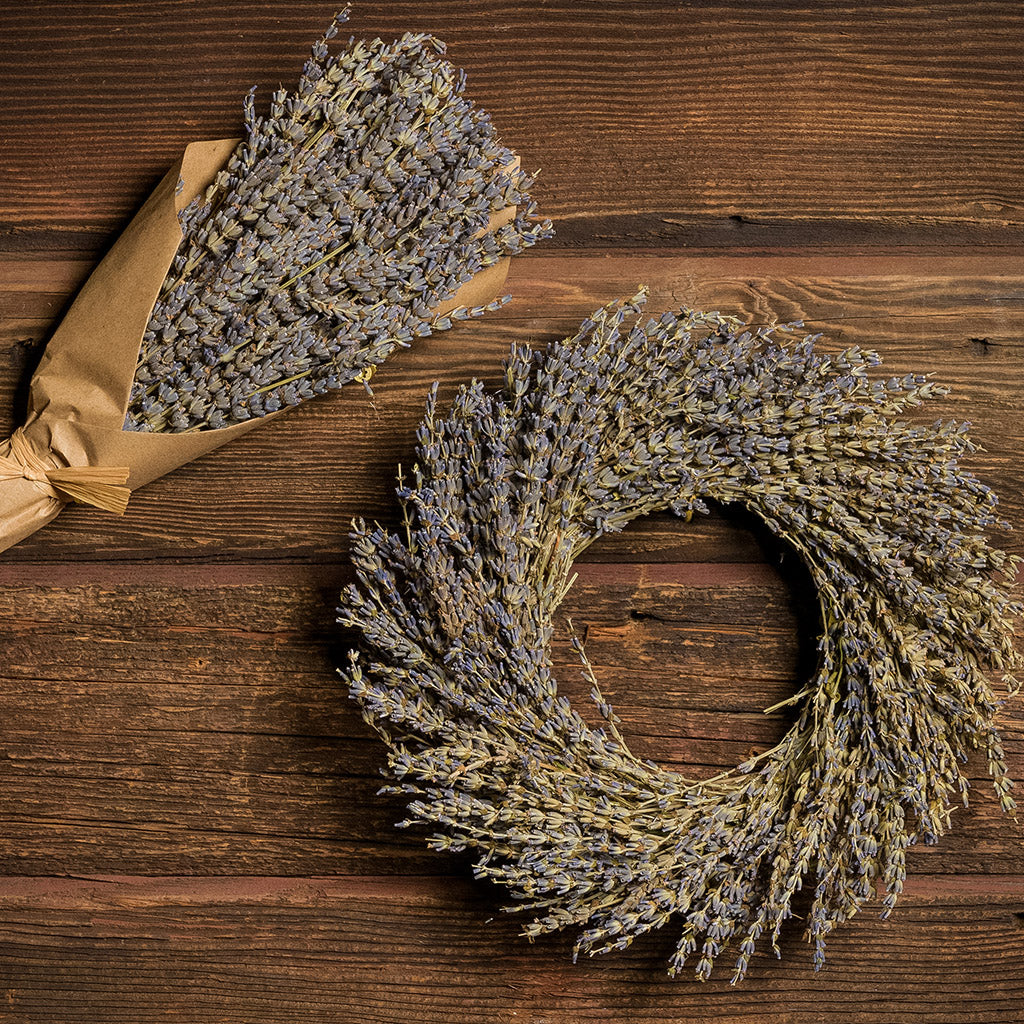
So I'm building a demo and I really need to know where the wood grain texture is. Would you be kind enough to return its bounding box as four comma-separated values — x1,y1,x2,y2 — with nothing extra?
0,568,1018,878
0,255,1021,562
0,875,1022,1024
1,2,1023,1020
3,2,1024,252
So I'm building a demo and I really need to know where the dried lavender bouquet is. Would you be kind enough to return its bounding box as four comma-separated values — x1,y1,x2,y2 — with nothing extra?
127,11,550,433
340,291,1021,982
0,10,549,552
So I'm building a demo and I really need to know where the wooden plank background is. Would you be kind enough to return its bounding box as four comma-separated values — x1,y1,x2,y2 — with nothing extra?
1,2,1022,1021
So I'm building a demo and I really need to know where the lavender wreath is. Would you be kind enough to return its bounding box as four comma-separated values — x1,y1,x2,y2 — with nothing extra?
338,291,1020,981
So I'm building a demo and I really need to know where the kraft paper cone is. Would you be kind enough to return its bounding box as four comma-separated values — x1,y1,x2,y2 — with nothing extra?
0,139,515,554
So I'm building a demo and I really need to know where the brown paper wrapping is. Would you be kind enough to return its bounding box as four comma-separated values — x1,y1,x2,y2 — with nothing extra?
0,138,514,553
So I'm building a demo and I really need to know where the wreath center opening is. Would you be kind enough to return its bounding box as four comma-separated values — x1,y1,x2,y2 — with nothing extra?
558,506,819,782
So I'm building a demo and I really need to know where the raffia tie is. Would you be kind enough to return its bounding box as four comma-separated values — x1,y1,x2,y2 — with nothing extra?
0,428,131,515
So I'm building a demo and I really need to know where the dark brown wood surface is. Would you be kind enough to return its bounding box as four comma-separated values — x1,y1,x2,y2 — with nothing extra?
1,3,1022,1021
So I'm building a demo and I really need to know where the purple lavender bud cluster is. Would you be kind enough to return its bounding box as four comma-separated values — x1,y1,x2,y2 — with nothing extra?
125,11,552,432
338,290,1021,982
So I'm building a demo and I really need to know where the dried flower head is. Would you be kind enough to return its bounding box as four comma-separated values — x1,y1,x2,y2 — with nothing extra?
338,290,1021,982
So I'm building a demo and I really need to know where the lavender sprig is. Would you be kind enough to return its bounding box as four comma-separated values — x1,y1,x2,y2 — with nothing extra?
125,11,552,432
338,290,1021,982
